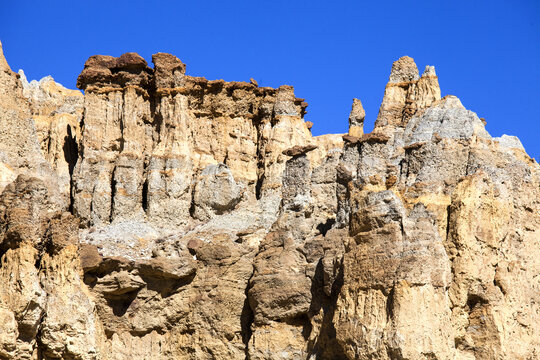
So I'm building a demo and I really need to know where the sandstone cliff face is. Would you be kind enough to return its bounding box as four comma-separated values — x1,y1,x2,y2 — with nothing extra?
0,40,538,360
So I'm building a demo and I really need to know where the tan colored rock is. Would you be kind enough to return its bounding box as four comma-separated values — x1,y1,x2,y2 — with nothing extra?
0,306,18,359
375,56,441,129
248,322,309,359
0,175,57,251
446,172,540,359
79,243,103,271
348,98,365,137
0,40,11,72
38,244,105,360
0,244,46,359
0,47,539,360
0,43,64,209
0,175,105,359
18,70,83,199
72,53,314,229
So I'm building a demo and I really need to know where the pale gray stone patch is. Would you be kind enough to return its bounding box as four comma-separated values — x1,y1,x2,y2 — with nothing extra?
192,163,244,221
494,134,525,151
404,96,491,145
80,220,161,260
423,65,436,76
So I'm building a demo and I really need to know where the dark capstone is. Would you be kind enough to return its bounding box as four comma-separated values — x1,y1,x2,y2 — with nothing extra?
282,144,318,157
77,52,153,90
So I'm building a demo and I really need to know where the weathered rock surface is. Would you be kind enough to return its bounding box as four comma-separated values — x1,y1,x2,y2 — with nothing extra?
18,69,83,200
0,44,538,360
348,98,365,137
0,41,65,209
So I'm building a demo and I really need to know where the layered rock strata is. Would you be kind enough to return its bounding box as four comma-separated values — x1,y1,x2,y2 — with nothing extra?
0,40,538,359
73,52,318,230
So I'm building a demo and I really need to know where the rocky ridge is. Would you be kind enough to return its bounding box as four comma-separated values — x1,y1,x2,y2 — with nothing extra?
0,40,539,359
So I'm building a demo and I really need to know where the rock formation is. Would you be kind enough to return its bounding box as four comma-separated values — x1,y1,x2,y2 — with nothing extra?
0,39,538,359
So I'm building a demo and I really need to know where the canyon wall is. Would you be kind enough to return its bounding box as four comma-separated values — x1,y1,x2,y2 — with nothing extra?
0,41,539,359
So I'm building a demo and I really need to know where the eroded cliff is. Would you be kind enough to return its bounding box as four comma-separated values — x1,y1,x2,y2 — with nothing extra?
0,41,538,359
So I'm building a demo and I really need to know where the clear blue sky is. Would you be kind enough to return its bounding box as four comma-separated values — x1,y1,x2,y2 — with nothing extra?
2,1,539,160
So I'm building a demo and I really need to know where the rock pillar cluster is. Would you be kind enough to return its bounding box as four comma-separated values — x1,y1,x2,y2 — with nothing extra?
0,41,538,359
73,52,317,229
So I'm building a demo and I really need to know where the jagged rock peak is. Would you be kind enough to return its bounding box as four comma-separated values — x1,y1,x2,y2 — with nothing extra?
0,40,11,72
388,55,419,83
423,64,437,76
152,52,186,88
375,55,441,129
348,98,365,137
